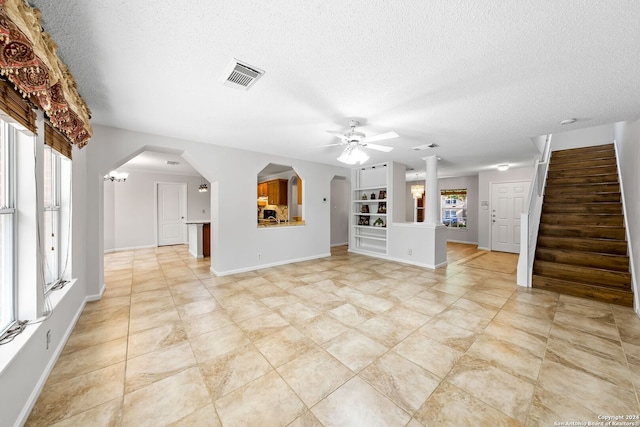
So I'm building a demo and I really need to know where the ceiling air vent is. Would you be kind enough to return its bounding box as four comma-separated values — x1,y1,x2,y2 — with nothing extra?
221,59,265,91
412,143,439,150
166,161,180,166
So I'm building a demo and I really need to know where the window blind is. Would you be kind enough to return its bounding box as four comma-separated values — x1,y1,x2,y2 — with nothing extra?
45,121,72,160
0,79,37,134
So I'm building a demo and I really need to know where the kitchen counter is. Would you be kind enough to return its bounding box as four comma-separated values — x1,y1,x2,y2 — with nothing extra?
257,220,305,228
186,221,210,258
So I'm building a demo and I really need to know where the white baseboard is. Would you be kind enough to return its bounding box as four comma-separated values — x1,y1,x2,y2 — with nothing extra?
331,242,348,247
211,253,332,277
86,283,106,302
103,244,156,254
477,246,491,251
348,248,448,270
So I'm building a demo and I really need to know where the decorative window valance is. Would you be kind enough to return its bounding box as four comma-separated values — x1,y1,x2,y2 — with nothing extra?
0,0,92,147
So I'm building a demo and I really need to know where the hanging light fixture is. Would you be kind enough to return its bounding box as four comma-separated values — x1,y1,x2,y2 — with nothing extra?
337,144,369,165
411,173,424,199
198,176,208,192
103,170,129,182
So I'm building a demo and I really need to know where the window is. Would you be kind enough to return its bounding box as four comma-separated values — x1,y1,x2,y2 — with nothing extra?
43,146,70,290
0,121,15,335
441,189,467,229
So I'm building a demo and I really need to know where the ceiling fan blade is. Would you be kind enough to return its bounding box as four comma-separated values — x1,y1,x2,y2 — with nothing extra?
361,131,399,143
326,130,348,140
314,142,345,148
363,143,394,152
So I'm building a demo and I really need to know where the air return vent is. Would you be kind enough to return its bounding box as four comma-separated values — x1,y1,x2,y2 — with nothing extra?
221,59,265,91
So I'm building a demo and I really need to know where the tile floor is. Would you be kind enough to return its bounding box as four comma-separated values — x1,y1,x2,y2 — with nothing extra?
26,243,640,426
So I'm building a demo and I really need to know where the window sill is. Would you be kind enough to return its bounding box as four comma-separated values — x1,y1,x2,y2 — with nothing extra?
0,278,78,376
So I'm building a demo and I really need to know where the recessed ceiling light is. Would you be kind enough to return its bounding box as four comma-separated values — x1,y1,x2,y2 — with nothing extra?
166,161,180,165
497,164,509,171
560,118,577,125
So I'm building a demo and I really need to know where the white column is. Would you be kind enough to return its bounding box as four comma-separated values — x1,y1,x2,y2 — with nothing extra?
424,155,439,224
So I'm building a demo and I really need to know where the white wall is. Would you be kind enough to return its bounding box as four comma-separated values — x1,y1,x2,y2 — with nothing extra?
478,166,534,250
614,118,640,312
84,125,349,295
103,171,210,252
330,177,349,246
551,123,615,151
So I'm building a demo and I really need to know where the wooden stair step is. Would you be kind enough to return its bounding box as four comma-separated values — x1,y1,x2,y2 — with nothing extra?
550,144,615,159
544,183,620,195
532,275,633,307
535,247,629,272
547,165,618,178
540,213,624,226
537,236,628,255
547,157,617,170
545,174,619,186
538,223,626,240
542,203,622,214
533,260,631,288
543,192,621,204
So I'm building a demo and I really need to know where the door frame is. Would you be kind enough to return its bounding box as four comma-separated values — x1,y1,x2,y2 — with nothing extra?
489,180,530,253
154,182,188,246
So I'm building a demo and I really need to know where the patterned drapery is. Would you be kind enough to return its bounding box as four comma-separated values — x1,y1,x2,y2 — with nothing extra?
0,0,91,147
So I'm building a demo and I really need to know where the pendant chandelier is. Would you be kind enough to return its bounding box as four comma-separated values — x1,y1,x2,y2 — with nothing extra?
198,176,208,192
411,174,424,199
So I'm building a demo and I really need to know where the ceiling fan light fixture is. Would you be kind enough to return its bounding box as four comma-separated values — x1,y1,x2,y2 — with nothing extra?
337,145,369,165
497,164,510,172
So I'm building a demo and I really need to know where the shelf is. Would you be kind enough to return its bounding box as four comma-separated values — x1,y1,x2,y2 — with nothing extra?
353,213,386,216
354,225,387,230
354,234,387,242
354,186,387,191
353,199,388,202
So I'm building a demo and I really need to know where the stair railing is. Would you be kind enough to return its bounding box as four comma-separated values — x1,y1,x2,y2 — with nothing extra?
517,134,552,286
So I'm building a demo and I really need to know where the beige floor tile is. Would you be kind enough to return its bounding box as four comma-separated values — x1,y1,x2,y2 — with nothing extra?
484,319,548,357
122,367,210,427
181,308,235,339
46,398,122,427
49,337,127,384
275,301,320,324
526,385,600,427
553,311,620,341
127,321,188,359
446,355,535,423
129,296,175,319
260,294,300,308
277,348,353,406
383,305,432,329
311,376,411,427
356,314,415,347
214,370,305,427
63,319,130,354
414,381,520,426
296,313,350,344
328,302,375,327
401,295,451,317
324,329,389,372
27,362,125,426
176,297,220,319
418,317,478,352
125,342,196,393
434,306,491,333
190,324,250,363
451,297,500,320
492,309,553,337
463,289,511,308
394,333,462,378
168,404,221,427
509,288,559,308
352,293,395,313
288,410,323,427
465,334,543,383
237,312,289,341
225,299,273,322
253,325,318,368
129,307,181,335
537,359,639,415
200,344,273,399
360,352,440,414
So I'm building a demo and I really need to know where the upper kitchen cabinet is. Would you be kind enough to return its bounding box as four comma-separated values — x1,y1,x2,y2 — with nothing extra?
267,179,288,205
257,182,268,198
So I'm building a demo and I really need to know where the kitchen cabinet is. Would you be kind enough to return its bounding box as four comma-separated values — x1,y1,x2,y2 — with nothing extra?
257,182,268,198
268,179,288,205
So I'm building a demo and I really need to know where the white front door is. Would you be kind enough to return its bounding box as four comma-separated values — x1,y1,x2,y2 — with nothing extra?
157,183,186,246
491,181,530,253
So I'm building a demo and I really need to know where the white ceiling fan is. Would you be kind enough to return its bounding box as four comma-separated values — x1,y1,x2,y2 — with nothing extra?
325,120,399,165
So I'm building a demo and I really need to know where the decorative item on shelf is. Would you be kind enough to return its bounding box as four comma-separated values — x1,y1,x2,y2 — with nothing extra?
373,217,385,227
377,202,386,213
358,216,370,226
370,192,376,200
360,204,369,213
378,190,386,200
362,193,368,200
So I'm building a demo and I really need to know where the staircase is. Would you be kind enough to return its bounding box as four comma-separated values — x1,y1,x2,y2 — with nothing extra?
532,143,633,307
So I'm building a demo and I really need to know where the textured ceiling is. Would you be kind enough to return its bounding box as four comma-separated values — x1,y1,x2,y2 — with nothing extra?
29,0,640,176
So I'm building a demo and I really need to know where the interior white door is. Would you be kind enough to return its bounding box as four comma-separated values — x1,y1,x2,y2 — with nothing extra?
491,181,530,253
157,183,186,246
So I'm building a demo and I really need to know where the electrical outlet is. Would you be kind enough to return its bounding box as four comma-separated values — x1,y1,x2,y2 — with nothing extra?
258,253,262,260
46,329,51,350
407,249,412,256
202,209,205,214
